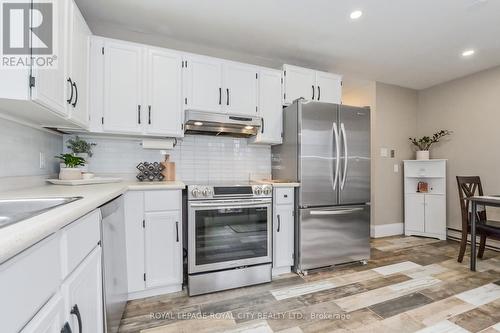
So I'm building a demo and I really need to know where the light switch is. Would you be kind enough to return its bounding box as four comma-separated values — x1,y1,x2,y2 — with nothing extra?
393,164,399,173
380,148,388,157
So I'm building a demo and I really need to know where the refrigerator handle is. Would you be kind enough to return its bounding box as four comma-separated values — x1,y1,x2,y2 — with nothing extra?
340,122,348,190
332,122,340,190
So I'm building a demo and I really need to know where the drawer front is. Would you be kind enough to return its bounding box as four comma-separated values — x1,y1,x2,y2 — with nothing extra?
144,190,181,212
62,209,101,279
404,161,445,178
274,188,294,205
0,234,61,333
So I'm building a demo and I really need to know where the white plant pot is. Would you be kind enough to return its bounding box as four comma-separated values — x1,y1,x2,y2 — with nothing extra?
74,153,89,172
59,168,82,180
416,150,430,160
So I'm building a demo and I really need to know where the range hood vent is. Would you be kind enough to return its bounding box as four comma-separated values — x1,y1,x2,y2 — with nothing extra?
184,110,261,138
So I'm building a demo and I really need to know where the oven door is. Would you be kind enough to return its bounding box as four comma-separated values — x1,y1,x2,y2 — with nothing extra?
188,198,272,274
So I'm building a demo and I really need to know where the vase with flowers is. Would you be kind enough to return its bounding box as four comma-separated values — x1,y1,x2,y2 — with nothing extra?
409,130,452,160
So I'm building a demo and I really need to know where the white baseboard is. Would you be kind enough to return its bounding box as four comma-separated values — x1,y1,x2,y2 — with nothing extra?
127,284,183,301
447,228,500,250
371,223,404,238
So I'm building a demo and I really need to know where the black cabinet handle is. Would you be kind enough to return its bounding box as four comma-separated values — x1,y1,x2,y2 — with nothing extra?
312,85,315,100
261,118,264,134
175,222,179,242
61,322,72,333
277,215,281,232
318,86,321,101
226,88,229,105
219,88,222,105
148,105,151,125
138,105,141,124
66,78,73,104
71,82,78,107
70,305,82,333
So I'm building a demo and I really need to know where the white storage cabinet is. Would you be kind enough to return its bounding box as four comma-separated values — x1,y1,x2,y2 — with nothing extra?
124,190,183,299
404,160,447,240
272,187,295,276
282,64,342,105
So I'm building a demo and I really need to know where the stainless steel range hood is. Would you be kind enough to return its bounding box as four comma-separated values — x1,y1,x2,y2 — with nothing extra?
184,110,261,138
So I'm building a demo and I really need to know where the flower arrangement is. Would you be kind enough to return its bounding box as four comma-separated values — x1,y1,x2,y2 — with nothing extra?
66,136,97,157
409,130,452,151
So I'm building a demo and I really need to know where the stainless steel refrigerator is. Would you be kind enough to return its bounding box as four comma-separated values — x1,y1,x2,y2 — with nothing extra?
272,100,371,272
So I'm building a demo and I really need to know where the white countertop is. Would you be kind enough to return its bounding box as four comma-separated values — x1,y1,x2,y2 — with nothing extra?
0,180,185,264
253,180,300,187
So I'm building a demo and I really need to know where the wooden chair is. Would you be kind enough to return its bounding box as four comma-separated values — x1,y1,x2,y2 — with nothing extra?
456,176,500,262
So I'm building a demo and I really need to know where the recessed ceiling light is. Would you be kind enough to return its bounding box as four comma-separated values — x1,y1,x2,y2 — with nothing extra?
350,10,363,20
462,49,475,57
194,121,203,126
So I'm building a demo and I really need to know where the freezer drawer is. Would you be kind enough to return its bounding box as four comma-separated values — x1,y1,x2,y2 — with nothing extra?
298,205,370,271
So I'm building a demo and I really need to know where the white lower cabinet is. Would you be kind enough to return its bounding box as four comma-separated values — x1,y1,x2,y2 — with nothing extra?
125,190,183,299
272,187,295,276
21,293,66,333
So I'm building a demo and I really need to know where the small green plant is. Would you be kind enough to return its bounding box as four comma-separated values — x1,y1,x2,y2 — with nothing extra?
55,154,86,168
409,130,452,151
66,136,96,157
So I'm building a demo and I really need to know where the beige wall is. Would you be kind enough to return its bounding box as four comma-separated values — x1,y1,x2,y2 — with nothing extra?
343,80,418,227
417,65,500,230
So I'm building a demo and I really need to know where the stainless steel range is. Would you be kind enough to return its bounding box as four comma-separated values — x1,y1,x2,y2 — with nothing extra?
187,183,273,296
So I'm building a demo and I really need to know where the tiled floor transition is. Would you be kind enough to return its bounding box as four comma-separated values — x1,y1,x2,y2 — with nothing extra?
119,236,500,333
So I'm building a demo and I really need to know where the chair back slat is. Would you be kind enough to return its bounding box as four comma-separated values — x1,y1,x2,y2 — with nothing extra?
456,176,486,231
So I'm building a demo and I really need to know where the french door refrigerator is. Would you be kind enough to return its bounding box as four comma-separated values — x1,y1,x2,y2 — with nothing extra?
272,100,371,272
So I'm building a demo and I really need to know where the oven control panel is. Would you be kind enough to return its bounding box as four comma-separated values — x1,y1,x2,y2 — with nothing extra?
188,184,273,200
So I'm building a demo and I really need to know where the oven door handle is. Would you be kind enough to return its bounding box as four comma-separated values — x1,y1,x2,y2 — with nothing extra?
190,200,271,208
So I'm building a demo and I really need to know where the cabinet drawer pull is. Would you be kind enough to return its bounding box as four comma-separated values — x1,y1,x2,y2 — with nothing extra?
70,304,83,333
71,82,78,107
138,105,141,124
226,88,230,105
277,214,281,232
261,118,264,134
61,322,72,333
66,78,74,104
148,105,151,125
176,222,179,242
317,86,321,101
219,88,222,105
312,85,315,100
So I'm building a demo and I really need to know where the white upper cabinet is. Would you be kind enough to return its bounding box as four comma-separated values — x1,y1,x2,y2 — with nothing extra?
66,0,92,128
315,71,342,104
31,0,69,117
146,48,183,136
282,65,316,104
222,62,258,116
183,55,223,113
283,64,342,105
103,40,144,134
250,68,283,145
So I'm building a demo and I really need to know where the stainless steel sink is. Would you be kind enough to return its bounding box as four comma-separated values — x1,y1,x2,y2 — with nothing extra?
0,197,82,229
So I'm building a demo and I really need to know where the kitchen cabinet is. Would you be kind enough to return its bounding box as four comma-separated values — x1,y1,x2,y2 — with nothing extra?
146,48,184,136
183,55,259,116
250,68,283,145
283,64,342,105
144,211,182,289
272,187,295,276
103,39,144,134
66,0,92,127
21,293,66,333
124,190,183,299
62,247,103,333
404,160,447,240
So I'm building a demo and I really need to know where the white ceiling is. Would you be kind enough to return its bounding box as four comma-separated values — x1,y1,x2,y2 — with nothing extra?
75,0,500,90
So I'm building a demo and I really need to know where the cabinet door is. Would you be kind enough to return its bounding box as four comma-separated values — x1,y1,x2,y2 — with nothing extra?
424,195,446,235
145,48,183,136
124,191,145,293
405,194,425,232
103,40,143,133
183,55,222,113
316,71,342,104
63,247,103,333
67,1,91,127
274,204,294,268
222,62,258,115
144,211,182,289
31,0,68,117
21,293,66,333
251,69,282,144
283,65,316,104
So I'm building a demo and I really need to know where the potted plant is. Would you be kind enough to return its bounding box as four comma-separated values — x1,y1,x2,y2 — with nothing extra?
66,136,96,172
409,130,452,160
55,154,86,180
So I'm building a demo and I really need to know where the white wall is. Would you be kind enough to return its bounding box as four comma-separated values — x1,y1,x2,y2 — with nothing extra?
0,118,62,190
64,135,271,182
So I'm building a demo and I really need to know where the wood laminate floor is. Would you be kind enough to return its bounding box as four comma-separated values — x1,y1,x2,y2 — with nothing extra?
119,236,500,333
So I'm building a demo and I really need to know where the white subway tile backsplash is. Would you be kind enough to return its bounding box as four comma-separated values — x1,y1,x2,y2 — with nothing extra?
63,135,271,182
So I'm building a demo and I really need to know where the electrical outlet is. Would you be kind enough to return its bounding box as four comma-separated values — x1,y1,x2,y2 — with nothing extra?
39,152,46,169
380,148,388,157
393,164,399,173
